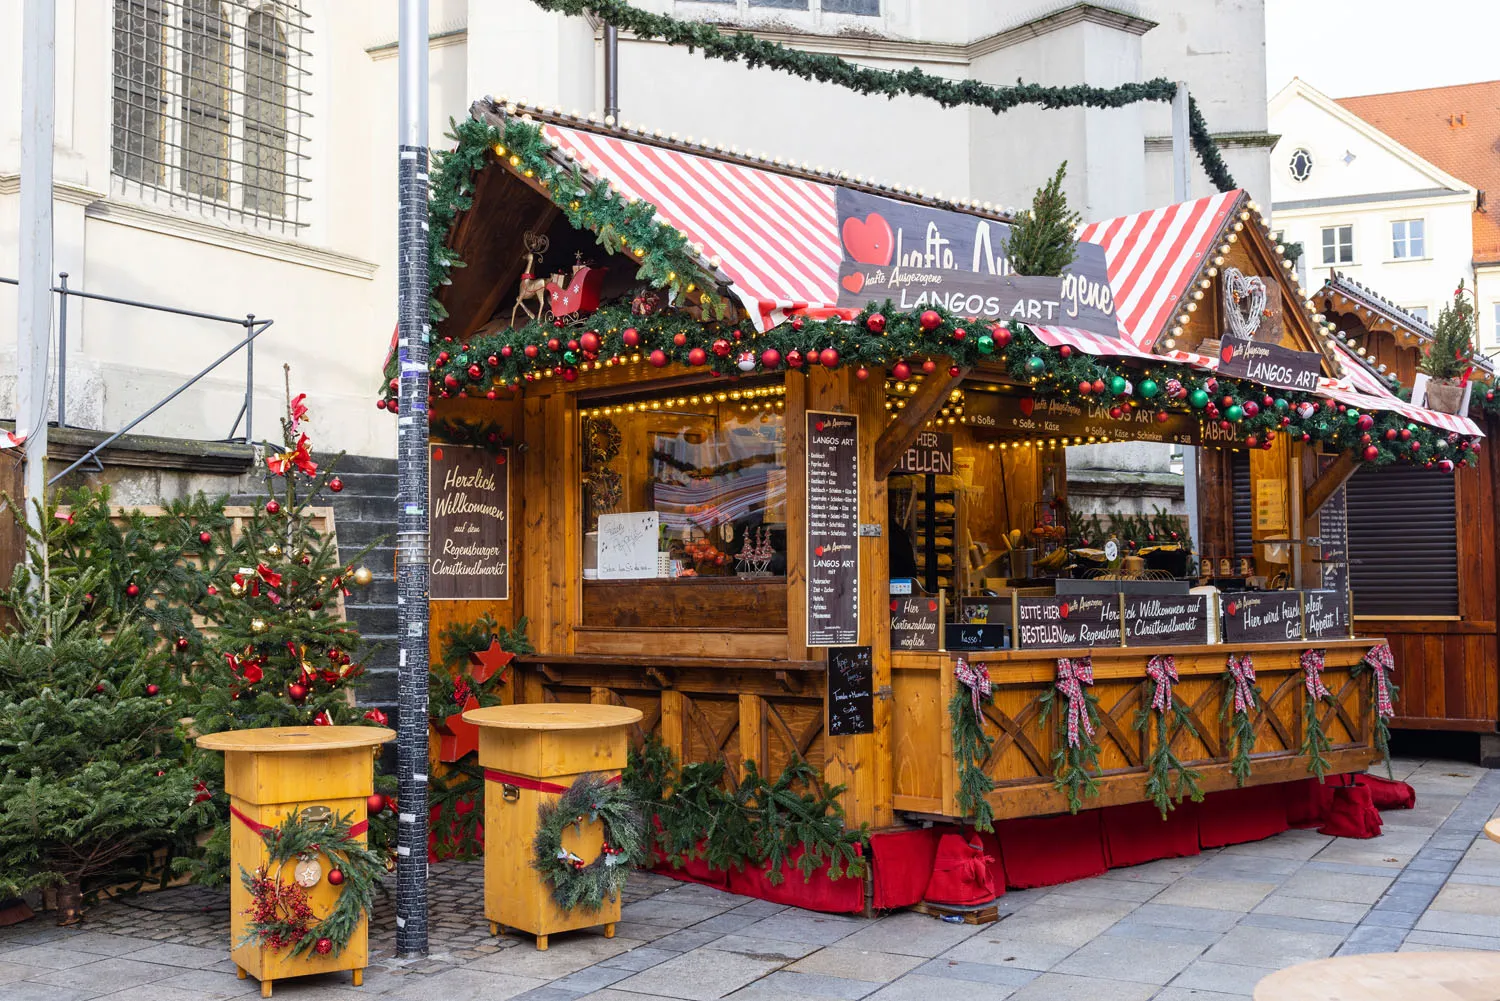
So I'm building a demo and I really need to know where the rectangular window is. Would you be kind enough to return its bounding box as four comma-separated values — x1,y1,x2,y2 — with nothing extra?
683,0,877,11
1321,225,1353,265
1494,303,1500,345
1347,463,1458,616
1406,306,1429,323
1392,219,1425,259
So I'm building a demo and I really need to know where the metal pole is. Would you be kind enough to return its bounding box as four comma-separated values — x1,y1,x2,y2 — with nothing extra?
395,0,431,959
1170,82,1201,555
245,314,255,444
604,24,620,122
56,273,68,428
17,0,55,530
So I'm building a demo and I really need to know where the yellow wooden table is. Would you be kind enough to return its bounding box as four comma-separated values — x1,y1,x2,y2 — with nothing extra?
197,725,394,997
1485,818,1500,844
462,704,643,950
1254,952,1500,999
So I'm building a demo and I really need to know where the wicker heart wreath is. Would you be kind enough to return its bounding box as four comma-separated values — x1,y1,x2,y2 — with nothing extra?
532,773,648,912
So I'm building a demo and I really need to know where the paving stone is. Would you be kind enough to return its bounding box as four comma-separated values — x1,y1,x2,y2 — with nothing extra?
691,911,769,935
788,947,924,983
862,974,1019,1001
1043,876,1162,904
733,971,878,999
619,899,732,929
1276,869,1393,904
831,912,982,958
1169,959,1278,995
734,913,865,947
125,942,234,969
43,931,156,957
1152,991,1248,1001
30,957,177,993
1252,892,1368,924
706,936,821,962
1052,932,1206,985
939,934,1077,972
550,964,635,993
1151,878,1277,912
381,969,547,1001
1200,924,1343,969
1101,919,1221,947
608,949,784,1000
1334,925,1407,956
1414,908,1500,936
0,946,108,971
1238,912,1356,936
653,929,728,953
1005,972,1158,1001
1356,908,1421,929
1122,904,1240,934
0,984,96,1001
598,945,690,971
513,989,590,1001
1303,861,1410,878
1428,881,1500,916
1090,856,1206,884
910,958,1037,987
725,900,788,918
1403,929,1500,951
469,937,632,978
0,959,49,984
1220,829,1333,861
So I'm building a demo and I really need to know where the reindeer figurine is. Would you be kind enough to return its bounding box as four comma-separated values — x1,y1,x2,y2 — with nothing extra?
511,232,555,326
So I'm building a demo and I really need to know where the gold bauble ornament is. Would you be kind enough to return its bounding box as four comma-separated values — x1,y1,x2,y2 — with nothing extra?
250,618,267,634
352,567,373,587
230,581,245,597
267,543,282,557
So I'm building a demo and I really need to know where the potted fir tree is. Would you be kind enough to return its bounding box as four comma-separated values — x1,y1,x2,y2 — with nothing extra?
1420,282,1477,414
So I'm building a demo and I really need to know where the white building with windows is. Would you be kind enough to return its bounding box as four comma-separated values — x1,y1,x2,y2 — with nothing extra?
1268,78,1499,346
1,0,1273,473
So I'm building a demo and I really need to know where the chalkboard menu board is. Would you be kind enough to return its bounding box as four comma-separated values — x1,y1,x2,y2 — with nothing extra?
890,595,941,652
430,444,509,600
1315,454,1350,593
806,412,860,646
1303,588,1352,640
1221,591,1303,644
828,645,874,736
1016,594,1122,649
1123,594,1208,647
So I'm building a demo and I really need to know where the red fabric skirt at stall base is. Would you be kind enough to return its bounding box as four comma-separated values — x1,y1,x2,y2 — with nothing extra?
870,829,940,910
1103,800,1201,869
1319,784,1383,839
1356,773,1417,810
1198,784,1290,849
723,846,865,913
997,811,1108,888
924,833,998,906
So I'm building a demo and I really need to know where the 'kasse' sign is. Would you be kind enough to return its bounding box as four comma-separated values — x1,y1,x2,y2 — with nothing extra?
1016,595,1121,649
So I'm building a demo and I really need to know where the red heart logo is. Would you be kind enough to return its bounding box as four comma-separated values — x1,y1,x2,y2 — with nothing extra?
890,599,899,611
841,272,866,294
1020,397,1035,417
928,600,938,612
432,447,444,461
1220,343,1235,364
1059,602,1070,619
816,421,825,431
815,545,825,556
1227,600,1239,616
842,213,894,266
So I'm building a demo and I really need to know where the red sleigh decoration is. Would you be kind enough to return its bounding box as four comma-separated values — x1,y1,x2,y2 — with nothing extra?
546,258,608,321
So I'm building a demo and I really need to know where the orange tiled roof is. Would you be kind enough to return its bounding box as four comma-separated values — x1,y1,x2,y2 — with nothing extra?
1336,81,1500,264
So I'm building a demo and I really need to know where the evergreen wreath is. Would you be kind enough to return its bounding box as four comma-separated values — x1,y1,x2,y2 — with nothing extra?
239,809,384,958
950,658,997,832
1134,655,1203,818
532,774,648,912
1220,654,1260,787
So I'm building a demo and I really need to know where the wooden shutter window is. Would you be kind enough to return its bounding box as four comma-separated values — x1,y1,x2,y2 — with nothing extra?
1345,463,1458,616
1231,452,1254,559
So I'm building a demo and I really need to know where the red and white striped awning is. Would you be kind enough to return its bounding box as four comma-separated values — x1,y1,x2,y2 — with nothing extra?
1323,342,1482,436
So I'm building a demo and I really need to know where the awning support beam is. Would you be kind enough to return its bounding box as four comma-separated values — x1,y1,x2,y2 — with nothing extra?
1304,450,1359,518
874,365,969,480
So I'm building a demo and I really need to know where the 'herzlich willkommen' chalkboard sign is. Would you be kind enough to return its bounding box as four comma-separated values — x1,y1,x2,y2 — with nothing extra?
1303,588,1352,640
1123,594,1208,646
1221,591,1303,644
1016,594,1121,649
828,645,874,736
807,412,860,646
430,443,509,600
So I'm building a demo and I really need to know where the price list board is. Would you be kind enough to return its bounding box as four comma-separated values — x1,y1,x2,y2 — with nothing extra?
806,412,860,647
827,645,874,736
1316,453,1350,593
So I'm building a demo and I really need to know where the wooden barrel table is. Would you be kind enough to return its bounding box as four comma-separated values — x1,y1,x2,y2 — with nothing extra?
1254,952,1500,999
463,703,643,950
197,725,394,997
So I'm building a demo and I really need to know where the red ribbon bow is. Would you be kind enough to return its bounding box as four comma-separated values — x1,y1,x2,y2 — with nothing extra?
1226,653,1257,714
1364,642,1395,720
266,433,317,478
1301,648,1330,701
954,658,992,716
1055,656,1095,748
1146,654,1178,712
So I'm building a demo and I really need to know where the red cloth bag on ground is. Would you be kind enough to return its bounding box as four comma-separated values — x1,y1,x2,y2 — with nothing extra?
997,811,1107,888
1355,773,1417,810
923,833,997,906
1319,784,1383,839
1198,784,1289,849
1284,777,1339,828
1102,800,1201,869
870,829,941,910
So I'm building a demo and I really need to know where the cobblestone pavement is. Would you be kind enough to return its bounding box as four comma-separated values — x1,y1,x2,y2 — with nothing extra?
4,758,1500,1001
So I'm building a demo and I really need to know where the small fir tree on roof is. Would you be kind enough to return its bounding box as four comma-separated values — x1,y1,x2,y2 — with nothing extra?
1420,281,1477,382
1004,162,1082,278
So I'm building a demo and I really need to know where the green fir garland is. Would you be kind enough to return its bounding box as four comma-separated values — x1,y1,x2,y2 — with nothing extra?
1135,657,1203,818
1350,656,1399,780
1300,649,1334,782
431,418,513,456
1037,658,1102,813
525,0,1237,193
1220,654,1261,787
949,660,997,832
532,774,648,913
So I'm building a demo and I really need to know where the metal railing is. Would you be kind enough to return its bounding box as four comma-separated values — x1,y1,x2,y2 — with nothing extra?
0,272,272,484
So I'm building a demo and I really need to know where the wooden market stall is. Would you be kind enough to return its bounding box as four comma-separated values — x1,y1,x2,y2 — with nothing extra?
410,100,1480,890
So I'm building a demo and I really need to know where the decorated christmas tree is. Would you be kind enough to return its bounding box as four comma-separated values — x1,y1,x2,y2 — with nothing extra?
1004,162,1082,278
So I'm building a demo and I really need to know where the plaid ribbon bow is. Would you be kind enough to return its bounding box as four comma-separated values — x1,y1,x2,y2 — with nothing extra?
1055,656,1095,748
1363,642,1395,720
1226,654,1257,714
954,658,992,716
1301,648,1330,701
1146,654,1178,713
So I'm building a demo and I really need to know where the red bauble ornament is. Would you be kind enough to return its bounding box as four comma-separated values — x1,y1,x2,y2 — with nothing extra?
1220,420,1232,431
315,939,333,956
580,331,601,354
810,347,835,368
1364,445,1379,461
712,338,732,358
1246,434,1259,448
199,530,213,544
376,399,387,410
786,349,804,368
265,500,280,515
328,476,344,493
146,683,160,696
1400,429,1412,441
501,345,513,358
947,365,960,377
1242,401,1260,418
126,582,141,597
921,359,937,375
866,313,887,334
855,366,870,381
288,683,308,703
325,868,345,887
1221,395,1235,409
673,332,688,347
547,337,561,352
953,327,967,341
1078,381,1092,394
919,310,941,331
1411,440,1422,452
687,347,708,366
443,374,459,389
562,367,578,382
435,352,449,365
467,364,482,380
1059,345,1072,359
1385,428,1397,441
1109,407,1124,419
993,326,1013,349
367,793,386,813
789,318,804,331
1155,411,1169,423
524,344,539,359
1205,378,1218,392
649,349,668,368
760,348,782,369
487,355,499,367
891,361,911,381
1357,414,1375,431
176,636,190,651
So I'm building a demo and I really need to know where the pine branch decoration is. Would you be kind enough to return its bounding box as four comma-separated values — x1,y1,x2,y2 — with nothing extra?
1221,654,1260,787
1005,163,1082,278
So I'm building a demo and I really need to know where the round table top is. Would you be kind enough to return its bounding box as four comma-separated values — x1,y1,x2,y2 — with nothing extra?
197,725,396,753
462,704,644,731
1485,818,1500,844
1253,952,1500,1000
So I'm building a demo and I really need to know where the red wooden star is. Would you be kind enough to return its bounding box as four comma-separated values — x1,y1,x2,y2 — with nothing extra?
436,694,481,762
468,639,515,685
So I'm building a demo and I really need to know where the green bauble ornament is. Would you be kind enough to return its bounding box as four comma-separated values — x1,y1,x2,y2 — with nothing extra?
562,350,579,365
1109,375,1128,396
1025,356,1047,376
977,334,995,355
1189,389,1209,409
1139,378,1160,399
1274,397,1289,412
1226,404,1245,422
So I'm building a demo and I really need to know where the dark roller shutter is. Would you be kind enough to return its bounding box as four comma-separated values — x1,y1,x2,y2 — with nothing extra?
1346,464,1458,616
1231,452,1254,559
